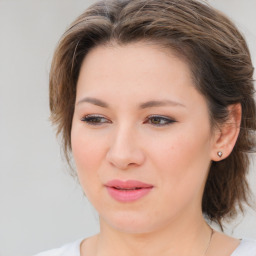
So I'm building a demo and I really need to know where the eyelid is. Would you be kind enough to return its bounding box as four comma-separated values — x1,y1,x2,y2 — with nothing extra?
144,115,177,126
80,114,176,127
80,114,111,125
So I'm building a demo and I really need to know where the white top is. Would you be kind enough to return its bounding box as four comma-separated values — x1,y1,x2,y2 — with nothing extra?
34,238,256,256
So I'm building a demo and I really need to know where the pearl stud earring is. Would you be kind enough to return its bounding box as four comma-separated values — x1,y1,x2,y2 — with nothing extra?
217,151,223,158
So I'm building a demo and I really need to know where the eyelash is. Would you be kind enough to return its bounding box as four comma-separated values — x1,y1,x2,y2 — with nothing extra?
80,114,176,127
81,115,111,126
145,115,176,126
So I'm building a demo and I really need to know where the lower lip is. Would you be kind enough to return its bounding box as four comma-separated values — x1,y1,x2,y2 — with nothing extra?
106,187,153,202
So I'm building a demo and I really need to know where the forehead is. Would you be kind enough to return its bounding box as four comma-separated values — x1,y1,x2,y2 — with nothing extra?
77,42,194,94
75,42,210,119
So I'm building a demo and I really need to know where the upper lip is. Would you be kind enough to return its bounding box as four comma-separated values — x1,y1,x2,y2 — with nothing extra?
105,179,154,189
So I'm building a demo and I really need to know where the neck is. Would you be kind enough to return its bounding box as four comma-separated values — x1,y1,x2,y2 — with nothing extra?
95,213,212,256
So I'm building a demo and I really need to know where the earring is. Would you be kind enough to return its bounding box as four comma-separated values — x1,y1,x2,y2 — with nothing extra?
217,151,223,158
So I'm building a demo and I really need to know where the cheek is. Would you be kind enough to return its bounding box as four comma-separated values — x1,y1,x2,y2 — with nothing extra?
148,132,211,216
71,127,105,183
149,126,212,189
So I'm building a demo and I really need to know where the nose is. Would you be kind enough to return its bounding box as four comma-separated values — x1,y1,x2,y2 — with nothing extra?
106,125,145,170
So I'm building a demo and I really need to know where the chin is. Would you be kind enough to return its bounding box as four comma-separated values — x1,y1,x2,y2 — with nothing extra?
100,210,164,234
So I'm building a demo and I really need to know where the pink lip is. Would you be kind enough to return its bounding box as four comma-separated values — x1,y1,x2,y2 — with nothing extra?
105,179,153,202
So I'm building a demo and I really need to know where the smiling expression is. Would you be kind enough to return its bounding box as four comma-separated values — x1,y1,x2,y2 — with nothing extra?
71,42,217,233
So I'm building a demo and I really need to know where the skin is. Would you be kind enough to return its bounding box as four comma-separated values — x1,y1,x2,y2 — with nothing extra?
71,42,241,256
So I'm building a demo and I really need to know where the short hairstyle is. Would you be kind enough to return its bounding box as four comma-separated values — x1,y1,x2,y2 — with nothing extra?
49,0,256,228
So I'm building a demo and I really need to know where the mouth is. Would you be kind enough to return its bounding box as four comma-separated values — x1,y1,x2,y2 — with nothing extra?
111,187,146,191
105,179,154,202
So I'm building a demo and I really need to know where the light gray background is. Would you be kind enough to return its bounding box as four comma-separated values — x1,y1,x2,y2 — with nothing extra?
0,1,255,256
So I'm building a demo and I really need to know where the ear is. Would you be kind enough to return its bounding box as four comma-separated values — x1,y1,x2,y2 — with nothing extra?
211,103,242,161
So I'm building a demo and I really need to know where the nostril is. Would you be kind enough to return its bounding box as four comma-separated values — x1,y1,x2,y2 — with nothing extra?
106,141,145,169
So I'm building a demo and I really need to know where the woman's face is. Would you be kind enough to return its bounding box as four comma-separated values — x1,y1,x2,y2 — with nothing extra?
71,42,217,234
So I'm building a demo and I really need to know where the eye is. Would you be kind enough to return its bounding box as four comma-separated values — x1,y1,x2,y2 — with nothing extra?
145,115,176,126
81,115,111,126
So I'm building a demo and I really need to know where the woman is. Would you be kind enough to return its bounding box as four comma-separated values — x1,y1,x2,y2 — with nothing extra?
36,0,256,255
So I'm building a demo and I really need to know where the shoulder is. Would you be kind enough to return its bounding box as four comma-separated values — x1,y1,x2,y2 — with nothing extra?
34,238,84,256
231,239,256,256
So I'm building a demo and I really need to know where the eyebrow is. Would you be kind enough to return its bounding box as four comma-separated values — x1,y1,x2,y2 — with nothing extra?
76,97,185,109
76,97,109,108
139,99,185,109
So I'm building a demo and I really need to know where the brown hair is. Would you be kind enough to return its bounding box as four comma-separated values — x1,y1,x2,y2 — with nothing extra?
49,0,256,227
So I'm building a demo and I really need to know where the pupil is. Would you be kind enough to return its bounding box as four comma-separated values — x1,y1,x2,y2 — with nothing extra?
92,117,100,122
152,117,160,124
